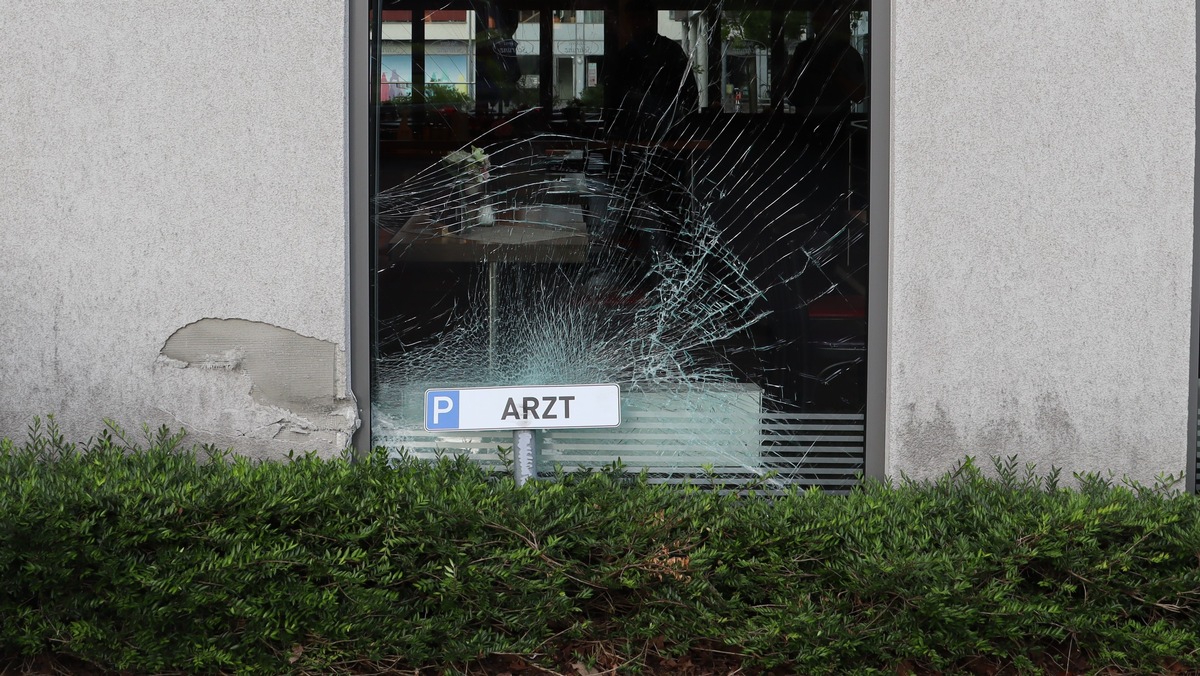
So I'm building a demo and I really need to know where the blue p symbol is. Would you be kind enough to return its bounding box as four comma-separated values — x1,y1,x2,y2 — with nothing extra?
425,390,459,430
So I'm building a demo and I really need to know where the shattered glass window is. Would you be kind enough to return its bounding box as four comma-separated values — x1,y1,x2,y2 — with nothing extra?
371,0,871,489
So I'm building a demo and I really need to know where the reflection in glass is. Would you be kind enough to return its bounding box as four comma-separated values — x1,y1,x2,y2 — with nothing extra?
372,1,870,489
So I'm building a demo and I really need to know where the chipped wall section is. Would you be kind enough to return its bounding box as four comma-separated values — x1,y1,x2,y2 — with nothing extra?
158,319,358,451
0,2,350,456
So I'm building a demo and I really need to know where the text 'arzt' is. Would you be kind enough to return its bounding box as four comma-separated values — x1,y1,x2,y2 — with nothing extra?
501,396,575,420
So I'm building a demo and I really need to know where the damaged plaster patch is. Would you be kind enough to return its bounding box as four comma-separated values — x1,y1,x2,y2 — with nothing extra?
158,318,358,447
162,318,336,406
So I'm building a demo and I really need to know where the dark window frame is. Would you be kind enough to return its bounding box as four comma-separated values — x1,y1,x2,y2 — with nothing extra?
350,0,892,482
1190,3,1199,494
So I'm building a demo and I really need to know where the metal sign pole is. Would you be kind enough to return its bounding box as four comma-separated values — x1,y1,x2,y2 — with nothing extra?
488,259,497,371
513,429,538,486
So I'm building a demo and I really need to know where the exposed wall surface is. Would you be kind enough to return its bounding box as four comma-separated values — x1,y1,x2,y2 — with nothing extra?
888,2,1196,483
0,2,355,456
1,1,1195,477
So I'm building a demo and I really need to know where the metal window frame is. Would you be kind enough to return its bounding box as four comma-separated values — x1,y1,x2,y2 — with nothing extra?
864,0,889,481
1189,3,1199,494
348,0,893,477
350,0,373,456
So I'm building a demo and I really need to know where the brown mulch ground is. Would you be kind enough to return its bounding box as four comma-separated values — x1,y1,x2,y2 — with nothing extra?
4,649,1195,675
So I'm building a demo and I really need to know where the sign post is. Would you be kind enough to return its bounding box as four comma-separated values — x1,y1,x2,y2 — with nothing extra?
424,384,621,485
512,428,538,486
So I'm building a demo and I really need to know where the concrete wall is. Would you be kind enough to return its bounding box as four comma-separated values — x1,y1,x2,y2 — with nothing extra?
0,2,356,456
888,1,1196,483
1,1,1195,480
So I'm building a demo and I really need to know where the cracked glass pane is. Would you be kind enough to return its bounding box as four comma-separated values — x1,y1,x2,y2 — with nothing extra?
371,0,870,489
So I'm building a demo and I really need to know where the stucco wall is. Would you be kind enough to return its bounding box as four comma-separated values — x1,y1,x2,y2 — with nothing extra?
888,2,1196,483
0,2,355,456
1,1,1195,476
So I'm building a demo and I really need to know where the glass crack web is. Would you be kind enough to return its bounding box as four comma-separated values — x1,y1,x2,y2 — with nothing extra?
373,1,869,488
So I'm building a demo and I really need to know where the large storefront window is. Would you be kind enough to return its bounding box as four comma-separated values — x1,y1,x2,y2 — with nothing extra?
371,0,871,489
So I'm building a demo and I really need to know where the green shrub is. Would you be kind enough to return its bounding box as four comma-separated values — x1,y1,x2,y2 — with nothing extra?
1,417,1199,674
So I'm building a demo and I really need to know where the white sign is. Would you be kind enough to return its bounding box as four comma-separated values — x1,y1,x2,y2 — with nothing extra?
424,384,621,432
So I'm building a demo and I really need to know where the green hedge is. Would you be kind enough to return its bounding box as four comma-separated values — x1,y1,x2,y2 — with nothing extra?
2,418,1199,674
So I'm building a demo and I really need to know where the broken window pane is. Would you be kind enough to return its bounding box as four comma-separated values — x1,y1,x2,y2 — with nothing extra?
372,0,870,490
